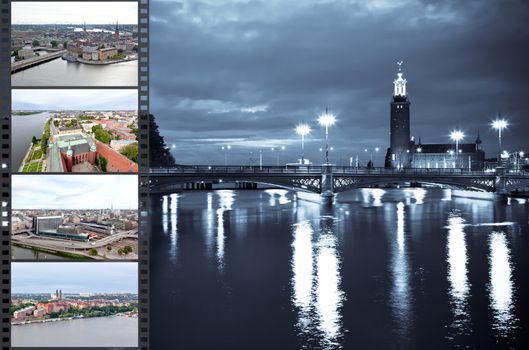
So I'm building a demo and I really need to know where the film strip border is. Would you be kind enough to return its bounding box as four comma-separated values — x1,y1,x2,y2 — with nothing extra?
0,0,9,348
0,1,149,349
0,0,10,347
138,0,149,350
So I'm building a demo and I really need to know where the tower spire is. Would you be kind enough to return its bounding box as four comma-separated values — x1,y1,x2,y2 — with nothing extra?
393,60,407,97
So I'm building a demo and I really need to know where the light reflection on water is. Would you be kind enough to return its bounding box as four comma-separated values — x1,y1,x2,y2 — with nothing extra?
390,202,412,345
215,190,235,271
153,188,528,349
290,203,345,349
488,230,517,335
446,211,471,338
161,194,179,264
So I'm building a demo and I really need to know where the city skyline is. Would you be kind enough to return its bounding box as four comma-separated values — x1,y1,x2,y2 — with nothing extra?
12,262,138,293
12,2,138,25
12,89,138,111
12,175,138,209
151,0,529,165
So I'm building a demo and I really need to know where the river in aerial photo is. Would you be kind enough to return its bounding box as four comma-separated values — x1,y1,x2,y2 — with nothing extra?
11,57,137,86
11,111,50,170
12,315,137,347
150,188,529,350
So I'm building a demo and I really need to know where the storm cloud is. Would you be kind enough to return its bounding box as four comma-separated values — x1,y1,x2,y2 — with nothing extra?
151,0,529,165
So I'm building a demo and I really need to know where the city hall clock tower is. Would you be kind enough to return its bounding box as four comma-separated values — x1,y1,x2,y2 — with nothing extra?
390,61,411,168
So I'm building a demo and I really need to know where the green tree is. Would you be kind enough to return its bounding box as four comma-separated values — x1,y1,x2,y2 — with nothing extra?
121,143,138,162
11,48,20,57
99,156,108,172
32,40,40,47
88,248,98,256
40,119,51,155
50,40,58,48
31,136,38,145
63,41,68,49
124,245,133,254
94,128,113,144
149,114,176,167
92,124,103,133
106,245,112,252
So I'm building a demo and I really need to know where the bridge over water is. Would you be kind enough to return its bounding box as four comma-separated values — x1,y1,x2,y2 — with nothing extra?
11,49,67,73
149,165,529,197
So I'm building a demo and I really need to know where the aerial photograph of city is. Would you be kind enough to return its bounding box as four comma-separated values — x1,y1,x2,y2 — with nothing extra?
11,1,138,86
12,89,138,173
12,174,138,260
148,0,529,349
11,262,138,347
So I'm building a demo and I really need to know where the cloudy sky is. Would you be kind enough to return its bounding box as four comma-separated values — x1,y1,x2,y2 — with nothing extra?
13,175,138,210
12,262,137,293
12,89,137,110
12,1,138,25
151,0,529,165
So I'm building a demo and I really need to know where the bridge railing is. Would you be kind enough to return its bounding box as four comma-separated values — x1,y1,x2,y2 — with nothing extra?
150,165,324,174
148,165,522,176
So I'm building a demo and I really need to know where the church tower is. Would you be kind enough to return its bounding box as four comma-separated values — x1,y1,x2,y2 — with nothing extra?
114,20,120,42
390,61,411,168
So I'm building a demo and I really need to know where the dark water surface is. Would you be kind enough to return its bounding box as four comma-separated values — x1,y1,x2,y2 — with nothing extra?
150,188,529,349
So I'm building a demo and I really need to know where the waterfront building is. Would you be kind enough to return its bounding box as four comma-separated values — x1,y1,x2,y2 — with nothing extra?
13,306,36,319
82,46,98,60
411,135,485,170
99,47,118,61
51,302,70,313
386,63,487,169
18,48,35,59
33,308,46,317
67,43,82,55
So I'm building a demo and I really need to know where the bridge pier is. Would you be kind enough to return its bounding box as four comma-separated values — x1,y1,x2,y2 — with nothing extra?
494,167,509,203
495,166,508,194
321,164,334,199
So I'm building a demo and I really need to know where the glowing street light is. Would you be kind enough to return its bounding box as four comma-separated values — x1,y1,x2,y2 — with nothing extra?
491,117,508,156
318,109,336,164
295,124,311,165
450,130,464,167
364,147,380,168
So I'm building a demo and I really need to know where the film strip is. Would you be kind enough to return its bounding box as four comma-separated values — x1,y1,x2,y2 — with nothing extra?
1,0,11,349
137,0,150,350
2,0,150,349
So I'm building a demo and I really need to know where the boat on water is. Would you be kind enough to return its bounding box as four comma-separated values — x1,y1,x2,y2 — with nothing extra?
61,54,78,62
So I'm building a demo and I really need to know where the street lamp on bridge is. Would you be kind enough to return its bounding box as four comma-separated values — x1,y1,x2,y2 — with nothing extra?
450,130,464,168
318,109,336,165
295,123,311,165
491,116,508,158
364,147,380,168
